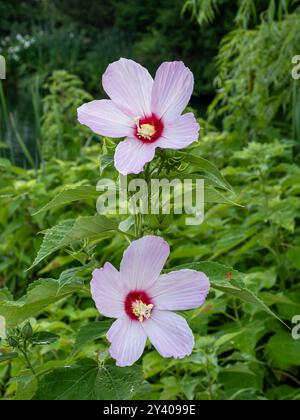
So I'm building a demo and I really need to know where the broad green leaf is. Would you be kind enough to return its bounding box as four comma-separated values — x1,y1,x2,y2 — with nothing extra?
169,261,287,327
179,152,233,192
73,321,112,355
0,352,18,362
34,359,144,400
0,268,84,328
156,173,239,206
31,332,60,345
266,332,300,368
33,185,98,215
29,215,118,269
15,375,38,400
204,185,240,206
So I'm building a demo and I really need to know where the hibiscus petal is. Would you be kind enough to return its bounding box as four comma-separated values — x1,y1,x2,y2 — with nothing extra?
143,310,194,359
114,137,156,175
107,317,147,367
149,269,210,311
120,236,170,291
151,61,194,123
77,99,134,138
156,113,200,150
91,262,126,318
102,58,153,118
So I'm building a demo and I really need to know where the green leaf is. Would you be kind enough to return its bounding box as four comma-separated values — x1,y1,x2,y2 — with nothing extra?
179,152,233,192
266,332,300,368
169,261,287,327
15,375,38,400
29,215,118,269
34,359,144,400
31,332,60,345
33,185,98,215
0,268,84,328
100,154,114,175
0,352,18,362
203,185,240,206
73,321,112,355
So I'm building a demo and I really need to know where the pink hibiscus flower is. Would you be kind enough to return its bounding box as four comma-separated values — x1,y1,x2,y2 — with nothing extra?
91,236,210,367
78,58,200,175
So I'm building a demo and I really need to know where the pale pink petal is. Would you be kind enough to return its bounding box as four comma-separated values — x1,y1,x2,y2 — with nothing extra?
151,62,194,123
114,137,156,175
156,113,200,150
102,58,153,118
142,310,194,359
107,317,147,367
91,262,126,318
149,269,210,311
120,236,170,291
77,100,134,138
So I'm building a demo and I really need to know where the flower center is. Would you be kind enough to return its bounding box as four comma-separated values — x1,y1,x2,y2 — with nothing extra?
132,300,154,322
134,114,164,143
137,122,156,140
124,290,154,322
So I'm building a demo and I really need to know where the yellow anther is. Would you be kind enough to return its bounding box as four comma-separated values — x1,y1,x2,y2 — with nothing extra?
132,300,154,322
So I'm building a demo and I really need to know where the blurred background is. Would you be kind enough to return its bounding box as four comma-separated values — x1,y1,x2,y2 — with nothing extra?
0,0,221,166
1,0,300,400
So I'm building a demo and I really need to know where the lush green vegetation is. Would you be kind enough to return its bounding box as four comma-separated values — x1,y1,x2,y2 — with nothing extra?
0,0,300,400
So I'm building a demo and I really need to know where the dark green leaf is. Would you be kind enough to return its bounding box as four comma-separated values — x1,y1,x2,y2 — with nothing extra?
0,352,18,362
34,359,144,400
73,321,112,355
31,332,59,345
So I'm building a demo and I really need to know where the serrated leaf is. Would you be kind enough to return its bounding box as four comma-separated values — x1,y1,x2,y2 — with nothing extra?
33,185,98,215
179,152,233,192
34,359,144,400
29,215,118,269
169,261,287,327
73,321,112,355
0,268,84,328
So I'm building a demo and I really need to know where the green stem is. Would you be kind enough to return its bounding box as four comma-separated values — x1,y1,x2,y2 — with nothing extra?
20,348,37,379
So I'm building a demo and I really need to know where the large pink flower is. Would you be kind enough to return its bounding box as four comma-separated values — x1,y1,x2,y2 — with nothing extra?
78,59,200,175
91,236,210,367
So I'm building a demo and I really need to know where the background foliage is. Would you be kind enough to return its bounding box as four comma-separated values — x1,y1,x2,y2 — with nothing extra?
0,0,300,400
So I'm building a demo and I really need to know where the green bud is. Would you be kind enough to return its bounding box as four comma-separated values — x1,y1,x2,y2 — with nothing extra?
8,336,19,348
21,323,33,340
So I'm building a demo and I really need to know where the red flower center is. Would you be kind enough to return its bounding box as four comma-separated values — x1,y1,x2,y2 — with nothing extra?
134,114,164,143
124,290,154,322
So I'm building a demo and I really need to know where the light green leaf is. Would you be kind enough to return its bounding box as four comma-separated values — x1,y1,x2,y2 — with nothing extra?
0,268,84,328
15,375,38,400
33,185,98,215
29,215,118,269
34,359,144,400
